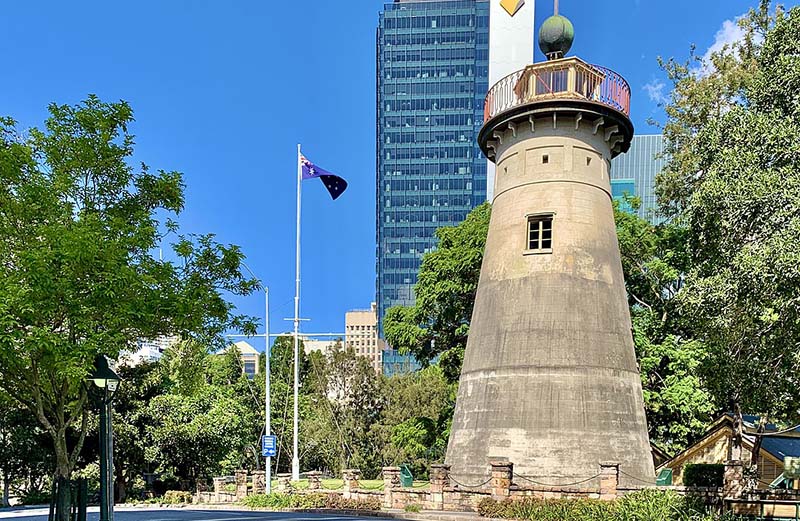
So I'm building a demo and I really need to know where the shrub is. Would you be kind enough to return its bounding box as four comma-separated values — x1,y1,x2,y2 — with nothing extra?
505,497,615,521
683,464,724,488
19,489,52,506
152,476,181,497
323,494,381,511
241,492,380,512
241,493,294,509
162,490,193,504
477,490,731,521
404,504,422,513
477,498,512,518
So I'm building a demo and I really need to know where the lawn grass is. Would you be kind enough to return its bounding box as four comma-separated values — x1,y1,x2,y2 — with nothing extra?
265,478,428,490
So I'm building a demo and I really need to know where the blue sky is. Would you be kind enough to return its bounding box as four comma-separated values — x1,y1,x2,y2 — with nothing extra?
1,0,789,350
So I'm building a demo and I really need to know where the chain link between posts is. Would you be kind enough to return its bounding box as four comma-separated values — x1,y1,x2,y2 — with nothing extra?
514,473,601,488
448,476,493,489
618,469,657,486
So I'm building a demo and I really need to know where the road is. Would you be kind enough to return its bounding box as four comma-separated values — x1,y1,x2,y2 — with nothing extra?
0,507,393,521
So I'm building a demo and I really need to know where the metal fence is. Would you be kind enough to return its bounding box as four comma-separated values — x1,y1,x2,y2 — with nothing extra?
483,58,631,122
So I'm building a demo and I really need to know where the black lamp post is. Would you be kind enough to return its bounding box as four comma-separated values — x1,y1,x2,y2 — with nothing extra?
88,355,121,521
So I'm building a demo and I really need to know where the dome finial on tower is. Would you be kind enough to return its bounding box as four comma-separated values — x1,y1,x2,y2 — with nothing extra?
538,0,574,60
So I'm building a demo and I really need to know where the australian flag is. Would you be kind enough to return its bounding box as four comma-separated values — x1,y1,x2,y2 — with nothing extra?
300,154,348,200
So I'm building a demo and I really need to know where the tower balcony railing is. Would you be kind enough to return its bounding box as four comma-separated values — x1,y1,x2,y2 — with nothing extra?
483,57,631,123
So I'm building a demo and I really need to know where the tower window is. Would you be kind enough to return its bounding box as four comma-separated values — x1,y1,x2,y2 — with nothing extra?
526,215,553,253
542,154,549,164
586,157,592,166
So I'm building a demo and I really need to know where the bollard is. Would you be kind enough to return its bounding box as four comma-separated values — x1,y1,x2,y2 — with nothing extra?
489,459,513,498
429,464,451,510
306,471,323,490
599,462,620,500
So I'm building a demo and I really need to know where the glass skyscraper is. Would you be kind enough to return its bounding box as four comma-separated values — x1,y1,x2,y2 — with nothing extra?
610,134,666,224
376,0,490,339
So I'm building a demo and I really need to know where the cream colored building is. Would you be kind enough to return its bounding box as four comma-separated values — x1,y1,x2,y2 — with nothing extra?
303,338,339,357
345,303,383,374
231,340,260,379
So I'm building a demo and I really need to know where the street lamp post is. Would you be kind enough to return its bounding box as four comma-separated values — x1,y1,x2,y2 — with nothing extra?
263,287,272,494
227,262,272,494
89,355,121,521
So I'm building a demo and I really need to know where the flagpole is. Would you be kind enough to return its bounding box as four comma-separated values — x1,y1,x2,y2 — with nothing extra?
292,143,301,481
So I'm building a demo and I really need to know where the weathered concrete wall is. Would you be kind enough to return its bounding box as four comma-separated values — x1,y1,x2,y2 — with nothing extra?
446,114,654,488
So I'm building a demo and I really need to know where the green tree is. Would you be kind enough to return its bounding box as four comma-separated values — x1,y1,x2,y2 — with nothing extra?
0,392,53,506
0,96,257,515
384,202,491,381
656,1,800,459
304,344,383,476
144,386,253,485
108,361,168,501
615,199,715,452
377,366,454,477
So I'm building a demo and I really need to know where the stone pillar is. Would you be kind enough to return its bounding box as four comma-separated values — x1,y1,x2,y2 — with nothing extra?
430,464,451,510
343,469,361,499
599,462,619,500
490,459,513,498
307,470,323,490
235,470,249,500
252,473,266,495
277,473,293,494
724,460,745,499
382,466,401,508
213,477,227,503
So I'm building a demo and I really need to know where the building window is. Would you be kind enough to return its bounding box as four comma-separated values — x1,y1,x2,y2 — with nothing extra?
542,154,549,164
526,215,553,253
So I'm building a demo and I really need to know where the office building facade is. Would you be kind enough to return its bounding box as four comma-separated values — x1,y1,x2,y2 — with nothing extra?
345,303,383,374
609,134,666,223
376,0,490,338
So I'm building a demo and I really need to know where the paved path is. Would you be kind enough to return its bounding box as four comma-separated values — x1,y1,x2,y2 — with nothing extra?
0,507,398,521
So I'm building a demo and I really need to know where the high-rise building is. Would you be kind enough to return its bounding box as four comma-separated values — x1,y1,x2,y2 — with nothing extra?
345,303,383,374
376,0,490,338
610,134,666,223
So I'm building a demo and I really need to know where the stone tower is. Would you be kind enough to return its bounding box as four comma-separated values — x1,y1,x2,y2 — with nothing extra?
445,9,654,487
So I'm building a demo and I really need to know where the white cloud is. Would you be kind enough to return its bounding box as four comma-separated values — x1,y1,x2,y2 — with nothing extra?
643,79,668,105
697,17,747,76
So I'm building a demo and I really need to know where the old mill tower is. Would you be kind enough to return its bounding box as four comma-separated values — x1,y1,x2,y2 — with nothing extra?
445,3,654,487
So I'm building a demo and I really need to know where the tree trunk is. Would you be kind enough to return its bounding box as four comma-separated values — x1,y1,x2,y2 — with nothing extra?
54,476,71,521
115,466,126,503
731,400,744,461
751,426,765,467
53,439,73,521
2,474,10,508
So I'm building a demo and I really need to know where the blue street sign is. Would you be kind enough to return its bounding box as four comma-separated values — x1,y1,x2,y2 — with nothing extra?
261,435,277,457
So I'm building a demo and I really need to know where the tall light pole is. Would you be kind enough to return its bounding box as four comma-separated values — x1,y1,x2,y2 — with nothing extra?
228,262,272,493
263,287,271,494
88,356,121,521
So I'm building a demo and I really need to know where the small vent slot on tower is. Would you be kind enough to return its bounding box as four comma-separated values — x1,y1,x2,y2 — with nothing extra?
586,157,592,166
526,215,554,254
542,154,549,164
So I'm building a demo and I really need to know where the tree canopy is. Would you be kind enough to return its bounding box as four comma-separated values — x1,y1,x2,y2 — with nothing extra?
0,96,258,492
655,1,800,454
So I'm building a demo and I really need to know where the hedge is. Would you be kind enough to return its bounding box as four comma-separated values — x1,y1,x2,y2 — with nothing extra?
241,492,381,511
477,489,743,521
683,464,724,488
